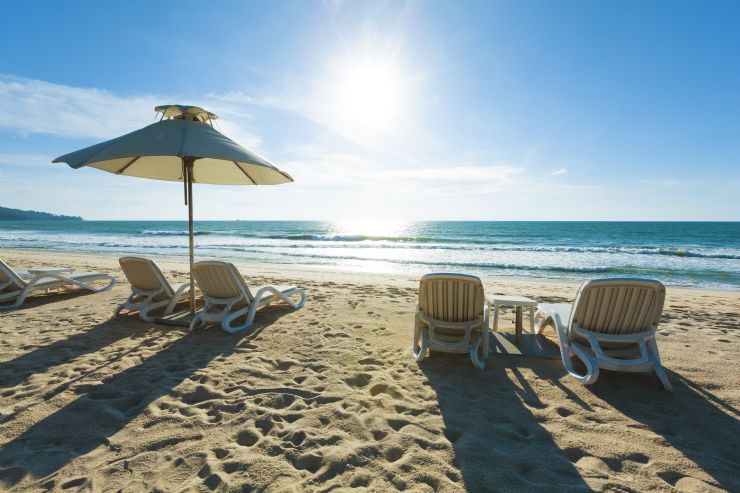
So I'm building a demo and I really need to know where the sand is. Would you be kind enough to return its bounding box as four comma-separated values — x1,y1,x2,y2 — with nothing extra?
0,248,738,492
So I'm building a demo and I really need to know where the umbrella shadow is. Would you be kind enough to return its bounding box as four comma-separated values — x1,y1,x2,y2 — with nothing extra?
590,369,740,491
419,353,592,492
0,307,290,486
0,316,157,389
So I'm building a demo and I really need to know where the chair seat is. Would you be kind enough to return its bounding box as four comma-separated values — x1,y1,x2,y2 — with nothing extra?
171,282,191,292
66,272,111,280
538,303,572,323
254,285,298,301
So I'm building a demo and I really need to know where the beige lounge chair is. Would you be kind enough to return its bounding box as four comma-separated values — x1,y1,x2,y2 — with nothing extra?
0,258,115,309
114,257,194,322
412,273,489,370
190,261,306,333
535,278,672,391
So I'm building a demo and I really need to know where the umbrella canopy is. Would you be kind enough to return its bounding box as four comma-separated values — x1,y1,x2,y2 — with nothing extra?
53,105,292,185
53,105,293,321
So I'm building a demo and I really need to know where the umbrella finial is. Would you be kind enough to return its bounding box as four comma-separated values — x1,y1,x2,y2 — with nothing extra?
154,105,218,124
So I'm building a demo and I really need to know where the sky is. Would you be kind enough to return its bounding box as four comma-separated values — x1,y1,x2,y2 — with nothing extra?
0,0,739,221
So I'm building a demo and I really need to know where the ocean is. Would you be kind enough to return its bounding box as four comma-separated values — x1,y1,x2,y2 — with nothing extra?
1,220,738,290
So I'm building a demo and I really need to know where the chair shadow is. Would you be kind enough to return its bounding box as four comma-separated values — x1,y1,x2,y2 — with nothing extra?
0,315,165,389
0,288,104,312
419,353,592,492
0,306,291,486
590,369,740,491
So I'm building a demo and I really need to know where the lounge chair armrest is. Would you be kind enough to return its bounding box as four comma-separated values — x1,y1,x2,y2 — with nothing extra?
536,307,566,332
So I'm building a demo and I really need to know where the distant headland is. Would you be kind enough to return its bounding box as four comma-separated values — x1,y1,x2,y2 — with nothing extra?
0,206,82,221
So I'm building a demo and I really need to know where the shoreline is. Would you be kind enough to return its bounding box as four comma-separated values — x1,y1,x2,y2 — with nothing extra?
2,246,739,296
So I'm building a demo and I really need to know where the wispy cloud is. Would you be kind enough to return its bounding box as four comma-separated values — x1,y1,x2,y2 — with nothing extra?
0,75,159,139
551,166,567,176
280,145,525,197
0,74,263,149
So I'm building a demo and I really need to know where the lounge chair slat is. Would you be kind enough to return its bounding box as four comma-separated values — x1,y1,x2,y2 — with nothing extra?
190,261,305,333
413,273,489,370
1,258,115,310
115,257,193,322
535,278,672,391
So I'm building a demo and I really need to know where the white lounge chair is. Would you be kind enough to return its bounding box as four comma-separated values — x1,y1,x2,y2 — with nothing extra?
0,258,115,310
114,256,195,322
190,261,306,333
535,278,672,391
412,273,490,370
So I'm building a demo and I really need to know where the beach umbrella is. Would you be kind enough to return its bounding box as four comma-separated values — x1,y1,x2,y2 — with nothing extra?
53,104,293,320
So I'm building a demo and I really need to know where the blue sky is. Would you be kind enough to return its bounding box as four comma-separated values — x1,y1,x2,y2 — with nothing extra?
1,0,738,220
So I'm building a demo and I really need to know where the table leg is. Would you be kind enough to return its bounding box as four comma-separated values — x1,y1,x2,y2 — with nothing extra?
529,306,535,333
515,306,523,345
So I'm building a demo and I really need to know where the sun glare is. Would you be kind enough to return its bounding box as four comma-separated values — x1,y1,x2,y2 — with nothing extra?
335,62,402,129
321,56,409,144
331,219,411,239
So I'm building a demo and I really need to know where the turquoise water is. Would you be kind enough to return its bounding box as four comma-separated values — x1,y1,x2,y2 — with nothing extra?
1,221,738,290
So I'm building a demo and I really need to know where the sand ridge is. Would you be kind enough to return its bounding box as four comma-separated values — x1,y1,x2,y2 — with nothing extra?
0,249,738,492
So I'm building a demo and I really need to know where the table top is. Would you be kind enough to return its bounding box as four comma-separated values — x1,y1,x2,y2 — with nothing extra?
486,295,537,306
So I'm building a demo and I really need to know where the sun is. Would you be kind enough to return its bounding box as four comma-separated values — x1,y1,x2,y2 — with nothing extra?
335,61,403,130
322,56,409,144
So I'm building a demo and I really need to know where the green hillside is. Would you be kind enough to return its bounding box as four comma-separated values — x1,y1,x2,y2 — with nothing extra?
0,206,82,221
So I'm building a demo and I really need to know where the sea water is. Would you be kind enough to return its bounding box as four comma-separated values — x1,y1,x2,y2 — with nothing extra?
1,220,738,290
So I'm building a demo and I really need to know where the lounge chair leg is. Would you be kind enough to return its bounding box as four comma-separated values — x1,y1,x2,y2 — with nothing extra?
221,306,253,334
569,344,600,385
0,295,24,310
534,311,549,335
647,338,673,392
114,303,125,317
469,333,485,370
189,313,207,331
412,321,428,363
654,365,673,392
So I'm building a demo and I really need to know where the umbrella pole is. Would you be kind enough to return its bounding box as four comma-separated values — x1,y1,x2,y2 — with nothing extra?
186,158,195,315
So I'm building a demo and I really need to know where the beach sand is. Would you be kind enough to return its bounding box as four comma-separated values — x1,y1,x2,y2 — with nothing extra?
1,249,738,492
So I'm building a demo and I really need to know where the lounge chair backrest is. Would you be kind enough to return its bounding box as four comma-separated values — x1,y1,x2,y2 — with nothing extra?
570,278,665,335
192,261,252,302
0,259,26,291
119,257,172,295
419,273,485,322
0,258,26,291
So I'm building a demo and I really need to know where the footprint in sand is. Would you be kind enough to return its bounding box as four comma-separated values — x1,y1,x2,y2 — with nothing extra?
358,357,384,366
292,452,323,473
382,446,404,463
371,430,388,441
212,448,230,459
235,429,260,447
344,373,372,388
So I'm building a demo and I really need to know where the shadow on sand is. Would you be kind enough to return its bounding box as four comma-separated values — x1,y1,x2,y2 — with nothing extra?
591,369,740,491
420,352,592,492
0,316,163,389
0,288,105,313
0,307,290,487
